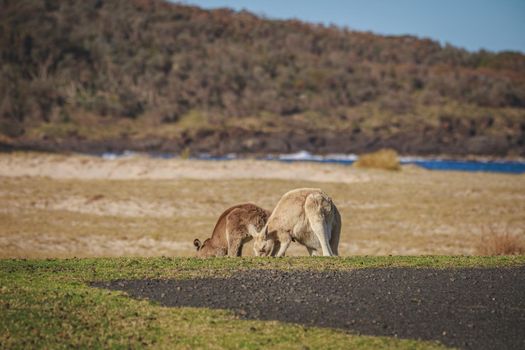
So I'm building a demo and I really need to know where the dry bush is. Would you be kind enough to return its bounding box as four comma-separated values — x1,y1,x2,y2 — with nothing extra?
476,226,525,256
354,148,401,171
179,147,191,159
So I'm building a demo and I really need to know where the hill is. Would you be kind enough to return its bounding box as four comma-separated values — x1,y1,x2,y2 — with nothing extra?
1,0,525,156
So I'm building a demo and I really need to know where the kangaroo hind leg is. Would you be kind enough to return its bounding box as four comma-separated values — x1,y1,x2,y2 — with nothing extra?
225,210,246,257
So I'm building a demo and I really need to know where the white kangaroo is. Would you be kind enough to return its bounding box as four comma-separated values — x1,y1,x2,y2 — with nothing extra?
253,188,341,257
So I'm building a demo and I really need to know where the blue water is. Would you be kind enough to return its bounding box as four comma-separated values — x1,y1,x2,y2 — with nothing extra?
276,157,525,174
402,159,525,174
99,151,525,174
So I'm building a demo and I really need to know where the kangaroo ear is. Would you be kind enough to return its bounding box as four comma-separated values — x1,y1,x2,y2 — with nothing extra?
193,239,202,250
263,226,269,239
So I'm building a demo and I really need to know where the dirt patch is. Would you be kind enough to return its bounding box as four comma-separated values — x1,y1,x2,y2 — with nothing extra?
0,234,194,258
32,196,176,218
93,268,525,350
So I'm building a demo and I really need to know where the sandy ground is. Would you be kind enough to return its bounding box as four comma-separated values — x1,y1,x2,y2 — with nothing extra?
1,152,524,258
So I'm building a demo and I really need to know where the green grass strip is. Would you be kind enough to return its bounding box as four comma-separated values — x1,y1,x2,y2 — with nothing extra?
2,256,523,349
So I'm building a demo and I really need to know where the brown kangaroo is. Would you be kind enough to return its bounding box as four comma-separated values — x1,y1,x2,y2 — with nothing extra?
194,203,271,257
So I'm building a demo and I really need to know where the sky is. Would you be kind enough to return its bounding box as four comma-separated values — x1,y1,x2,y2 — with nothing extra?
177,0,525,53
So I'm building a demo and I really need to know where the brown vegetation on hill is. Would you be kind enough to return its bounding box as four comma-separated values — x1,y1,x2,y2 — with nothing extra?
1,0,525,155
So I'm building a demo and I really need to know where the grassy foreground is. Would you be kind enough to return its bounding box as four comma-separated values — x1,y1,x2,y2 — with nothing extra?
2,256,524,349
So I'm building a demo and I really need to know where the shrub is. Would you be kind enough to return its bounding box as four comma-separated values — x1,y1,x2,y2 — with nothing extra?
354,148,401,171
179,147,191,159
476,226,525,256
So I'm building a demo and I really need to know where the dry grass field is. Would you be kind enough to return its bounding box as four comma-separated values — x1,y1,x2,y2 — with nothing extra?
1,152,524,258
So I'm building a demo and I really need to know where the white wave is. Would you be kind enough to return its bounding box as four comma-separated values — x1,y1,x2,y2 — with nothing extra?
399,156,430,163
278,150,323,161
101,150,137,160
278,150,358,162
324,153,358,161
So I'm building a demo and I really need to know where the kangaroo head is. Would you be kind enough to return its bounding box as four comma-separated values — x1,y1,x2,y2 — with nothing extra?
194,238,226,257
253,226,275,257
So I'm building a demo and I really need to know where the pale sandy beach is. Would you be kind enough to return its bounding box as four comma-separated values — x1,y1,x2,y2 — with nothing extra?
0,152,371,183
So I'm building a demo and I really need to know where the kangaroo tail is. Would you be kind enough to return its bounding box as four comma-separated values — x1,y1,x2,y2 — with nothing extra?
304,192,335,256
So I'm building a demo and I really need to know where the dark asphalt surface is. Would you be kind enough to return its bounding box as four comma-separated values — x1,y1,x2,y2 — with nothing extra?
92,267,525,349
